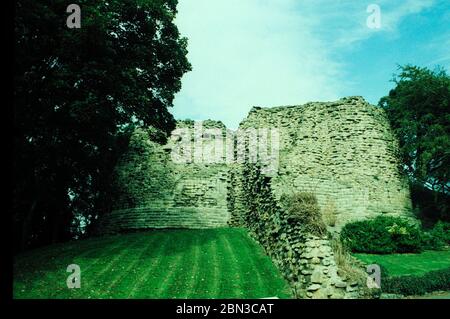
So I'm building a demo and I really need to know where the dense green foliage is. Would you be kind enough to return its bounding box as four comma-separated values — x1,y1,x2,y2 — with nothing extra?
341,216,424,253
13,228,292,299
382,267,450,296
379,65,450,221
14,0,191,251
343,216,450,254
410,182,450,226
422,221,450,249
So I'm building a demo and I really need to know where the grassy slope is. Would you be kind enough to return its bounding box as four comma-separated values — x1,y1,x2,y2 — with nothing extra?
354,250,450,276
14,228,292,299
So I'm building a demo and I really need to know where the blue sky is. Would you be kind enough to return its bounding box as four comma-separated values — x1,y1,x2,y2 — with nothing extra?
172,0,450,129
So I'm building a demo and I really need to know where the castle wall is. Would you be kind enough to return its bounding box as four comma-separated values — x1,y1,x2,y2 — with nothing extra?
97,124,230,233
228,163,368,299
99,97,413,235
237,96,414,230
96,97,414,298
225,96,415,298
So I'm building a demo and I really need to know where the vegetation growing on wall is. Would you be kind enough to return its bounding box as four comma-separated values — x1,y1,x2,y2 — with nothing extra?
229,163,368,298
280,193,327,237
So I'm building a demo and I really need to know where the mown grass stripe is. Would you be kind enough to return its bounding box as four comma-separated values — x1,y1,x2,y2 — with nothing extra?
18,236,133,299
243,233,273,295
176,235,200,299
223,232,261,298
88,234,161,298
127,234,171,298
155,233,195,298
14,229,294,299
149,252,184,298
14,235,126,271
228,232,266,298
77,235,146,298
188,233,215,299
208,236,221,298
217,232,242,298
52,235,144,299
240,232,292,298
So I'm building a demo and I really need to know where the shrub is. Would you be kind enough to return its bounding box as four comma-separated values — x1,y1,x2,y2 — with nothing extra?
281,192,327,236
382,267,450,296
420,221,450,250
420,231,443,250
341,216,423,254
430,221,450,244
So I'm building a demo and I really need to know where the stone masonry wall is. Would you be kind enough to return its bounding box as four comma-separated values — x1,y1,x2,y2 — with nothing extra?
100,97,413,234
97,97,413,298
237,96,414,230
226,97,415,298
228,163,366,298
97,122,231,233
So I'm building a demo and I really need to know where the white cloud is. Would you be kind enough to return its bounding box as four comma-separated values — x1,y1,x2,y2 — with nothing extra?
171,0,438,129
297,0,436,47
172,0,343,129
424,34,450,70
381,0,435,30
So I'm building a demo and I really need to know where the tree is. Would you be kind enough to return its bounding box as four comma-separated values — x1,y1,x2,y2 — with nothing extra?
14,0,191,251
379,65,450,221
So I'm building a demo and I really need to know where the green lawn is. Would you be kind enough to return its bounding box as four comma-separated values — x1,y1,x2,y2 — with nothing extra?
354,250,450,277
14,228,292,299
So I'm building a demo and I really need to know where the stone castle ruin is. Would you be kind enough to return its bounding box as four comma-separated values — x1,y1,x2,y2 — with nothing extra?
97,96,415,298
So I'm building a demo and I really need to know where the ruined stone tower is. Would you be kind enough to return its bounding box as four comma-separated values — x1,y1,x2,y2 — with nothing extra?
97,120,231,233
96,96,415,299
232,96,414,229
98,96,413,233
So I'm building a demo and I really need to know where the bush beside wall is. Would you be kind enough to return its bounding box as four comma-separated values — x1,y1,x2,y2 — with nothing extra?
341,216,450,254
382,267,450,296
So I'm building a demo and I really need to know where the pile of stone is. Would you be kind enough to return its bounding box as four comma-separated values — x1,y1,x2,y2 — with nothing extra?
228,163,366,299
